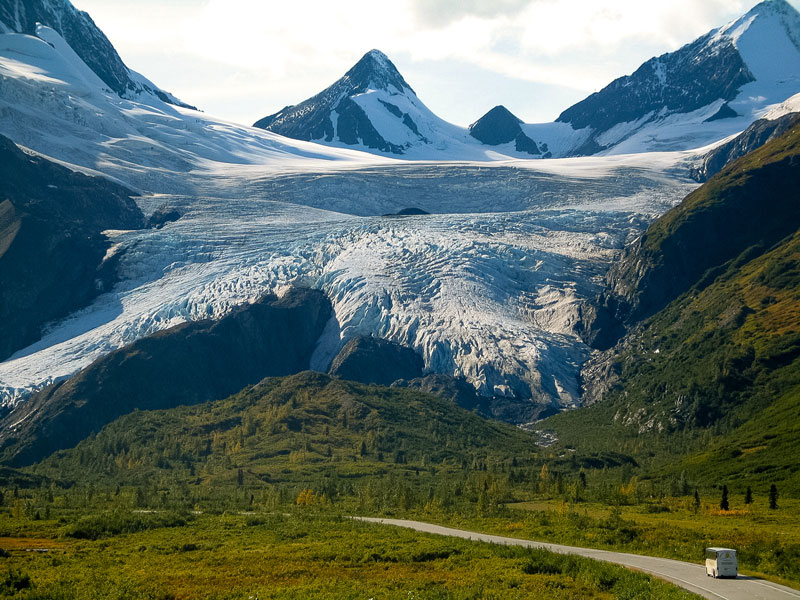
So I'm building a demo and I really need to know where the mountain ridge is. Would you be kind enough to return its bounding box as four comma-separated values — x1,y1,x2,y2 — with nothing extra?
0,0,195,109
553,0,800,155
254,1,800,159
546,120,800,491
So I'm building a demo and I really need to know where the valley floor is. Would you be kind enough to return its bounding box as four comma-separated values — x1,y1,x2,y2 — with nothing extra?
0,509,701,600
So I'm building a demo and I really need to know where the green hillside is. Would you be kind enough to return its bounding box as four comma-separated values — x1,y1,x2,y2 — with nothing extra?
32,371,537,491
544,123,800,494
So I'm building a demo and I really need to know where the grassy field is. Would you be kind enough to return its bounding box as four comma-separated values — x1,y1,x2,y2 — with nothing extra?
0,508,701,600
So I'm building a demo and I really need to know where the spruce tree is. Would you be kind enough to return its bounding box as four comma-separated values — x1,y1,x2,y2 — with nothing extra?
769,484,778,509
720,485,729,511
693,489,701,514
744,486,753,505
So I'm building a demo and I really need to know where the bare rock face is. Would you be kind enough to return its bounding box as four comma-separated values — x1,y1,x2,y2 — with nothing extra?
393,374,486,412
0,288,332,466
329,336,425,386
0,134,144,361
580,121,800,351
691,113,800,181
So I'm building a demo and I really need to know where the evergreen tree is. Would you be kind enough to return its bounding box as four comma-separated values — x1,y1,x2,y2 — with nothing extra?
744,486,753,505
720,485,729,511
678,470,690,496
134,487,146,508
693,489,701,514
769,484,778,509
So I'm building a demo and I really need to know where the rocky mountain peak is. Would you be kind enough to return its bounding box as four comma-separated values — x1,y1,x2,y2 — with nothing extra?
0,0,194,108
723,0,800,41
254,49,445,155
469,106,522,143
751,0,797,16
341,49,413,95
554,0,800,155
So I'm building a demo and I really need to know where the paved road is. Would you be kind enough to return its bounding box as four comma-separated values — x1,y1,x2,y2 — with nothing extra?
355,517,800,600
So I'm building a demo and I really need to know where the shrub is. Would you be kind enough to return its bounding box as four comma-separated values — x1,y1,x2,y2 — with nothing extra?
62,510,190,540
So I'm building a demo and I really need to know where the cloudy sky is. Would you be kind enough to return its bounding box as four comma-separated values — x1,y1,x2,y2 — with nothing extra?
73,0,799,127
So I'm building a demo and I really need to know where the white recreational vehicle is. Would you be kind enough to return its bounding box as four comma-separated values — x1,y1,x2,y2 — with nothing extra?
705,548,738,578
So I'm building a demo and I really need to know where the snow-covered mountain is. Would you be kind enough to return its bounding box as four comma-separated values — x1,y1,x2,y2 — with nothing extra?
0,0,194,108
253,49,494,158
543,0,800,155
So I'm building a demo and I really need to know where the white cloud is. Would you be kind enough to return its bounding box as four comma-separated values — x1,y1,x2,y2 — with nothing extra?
410,0,531,27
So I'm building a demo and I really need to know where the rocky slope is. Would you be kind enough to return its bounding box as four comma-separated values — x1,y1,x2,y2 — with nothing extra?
691,92,800,180
0,288,331,466
0,0,193,108
326,336,485,411
691,113,800,180
0,134,144,362
580,120,800,350
328,336,425,386
393,374,484,412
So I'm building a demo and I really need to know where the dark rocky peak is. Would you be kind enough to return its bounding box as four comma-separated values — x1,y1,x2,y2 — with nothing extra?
328,335,424,386
343,49,413,95
469,105,542,155
469,105,522,145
